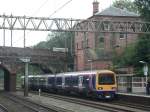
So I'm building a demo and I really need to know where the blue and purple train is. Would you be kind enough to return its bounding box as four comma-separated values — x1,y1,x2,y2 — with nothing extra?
21,70,117,99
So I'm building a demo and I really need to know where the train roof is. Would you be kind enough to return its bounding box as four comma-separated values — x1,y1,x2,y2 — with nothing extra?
21,70,115,78
56,70,115,76
21,74,55,78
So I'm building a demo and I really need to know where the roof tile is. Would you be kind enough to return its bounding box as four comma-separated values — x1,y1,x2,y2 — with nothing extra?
95,6,139,17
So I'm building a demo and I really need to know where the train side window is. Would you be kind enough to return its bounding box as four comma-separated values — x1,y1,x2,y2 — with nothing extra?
72,76,78,86
40,78,46,85
56,77,62,85
48,77,55,84
65,77,71,85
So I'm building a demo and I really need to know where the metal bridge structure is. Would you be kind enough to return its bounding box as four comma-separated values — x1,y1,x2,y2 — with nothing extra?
0,14,150,47
0,14,150,92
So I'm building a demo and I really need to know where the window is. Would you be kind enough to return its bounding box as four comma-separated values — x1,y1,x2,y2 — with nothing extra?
98,74,115,85
65,77,71,85
98,33,104,48
48,77,55,84
72,76,78,86
84,32,89,48
120,33,127,39
81,41,84,49
56,77,62,85
99,37,104,43
39,78,46,85
76,43,79,49
104,22,110,31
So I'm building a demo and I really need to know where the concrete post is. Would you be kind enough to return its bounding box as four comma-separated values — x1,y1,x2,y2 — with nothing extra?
20,57,30,97
24,62,29,96
9,73,16,91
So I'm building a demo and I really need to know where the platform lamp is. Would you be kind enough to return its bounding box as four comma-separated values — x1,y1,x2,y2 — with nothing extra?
139,61,148,93
20,57,30,97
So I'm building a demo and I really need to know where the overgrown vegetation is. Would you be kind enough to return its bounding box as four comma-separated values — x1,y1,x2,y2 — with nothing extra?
112,0,150,76
34,32,75,72
113,0,138,13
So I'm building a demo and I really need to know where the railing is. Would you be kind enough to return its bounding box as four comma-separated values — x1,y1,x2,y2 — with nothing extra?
132,77,146,93
117,76,146,93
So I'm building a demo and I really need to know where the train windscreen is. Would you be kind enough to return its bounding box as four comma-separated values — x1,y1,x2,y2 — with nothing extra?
98,73,115,85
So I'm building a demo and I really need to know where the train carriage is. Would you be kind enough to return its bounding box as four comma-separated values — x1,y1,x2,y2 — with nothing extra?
47,75,55,92
22,70,117,99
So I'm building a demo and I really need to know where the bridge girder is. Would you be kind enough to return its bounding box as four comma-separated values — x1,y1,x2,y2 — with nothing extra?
0,14,149,34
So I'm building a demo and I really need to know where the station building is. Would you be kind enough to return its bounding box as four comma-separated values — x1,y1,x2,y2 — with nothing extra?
74,0,140,71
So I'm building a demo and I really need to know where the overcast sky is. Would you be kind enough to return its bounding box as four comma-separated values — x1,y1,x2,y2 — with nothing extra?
0,0,115,47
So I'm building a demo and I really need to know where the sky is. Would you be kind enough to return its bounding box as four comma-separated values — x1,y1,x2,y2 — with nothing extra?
0,0,115,47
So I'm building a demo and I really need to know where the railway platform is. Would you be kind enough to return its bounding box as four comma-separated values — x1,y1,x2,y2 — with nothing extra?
117,92,150,106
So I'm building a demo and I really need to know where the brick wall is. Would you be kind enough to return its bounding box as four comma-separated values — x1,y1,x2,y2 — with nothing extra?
75,15,140,71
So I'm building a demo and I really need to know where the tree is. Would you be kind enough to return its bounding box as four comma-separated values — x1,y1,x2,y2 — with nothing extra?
34,32,75,72
112,43,136,68
113,0,138,13
112,0,150,75
135,0,150,21
134,0,150,75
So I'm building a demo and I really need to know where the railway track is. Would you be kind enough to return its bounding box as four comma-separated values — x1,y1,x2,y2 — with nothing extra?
110,100,150,112
29,91,150,112
3,92,72,112
0,104,8,112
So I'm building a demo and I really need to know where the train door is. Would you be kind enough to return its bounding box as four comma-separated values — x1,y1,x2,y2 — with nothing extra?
92,75,96,90
78,75,83,91
83,75,90,89
62,75,65,89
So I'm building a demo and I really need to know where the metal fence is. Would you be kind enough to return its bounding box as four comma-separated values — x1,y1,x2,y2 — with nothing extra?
117,76,146,93
132,77,146,93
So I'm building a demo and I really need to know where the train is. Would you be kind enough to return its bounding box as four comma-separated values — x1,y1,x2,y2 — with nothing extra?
21,70,117,99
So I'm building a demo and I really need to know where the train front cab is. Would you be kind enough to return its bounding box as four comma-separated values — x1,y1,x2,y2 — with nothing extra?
95,71,117,99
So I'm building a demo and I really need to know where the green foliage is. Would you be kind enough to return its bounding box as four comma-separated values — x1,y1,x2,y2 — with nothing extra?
135,0,150,21
34,41,47,49
134,35,150,65
113,35,150,75
134,0,150,75
34,32,75,72
113,0,138,13
113,44,136,67
112,0,150,76
35,32,74,52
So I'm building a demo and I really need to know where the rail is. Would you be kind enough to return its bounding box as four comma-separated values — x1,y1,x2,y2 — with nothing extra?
29,91,150,112
3,92,71,112
0,104,8,112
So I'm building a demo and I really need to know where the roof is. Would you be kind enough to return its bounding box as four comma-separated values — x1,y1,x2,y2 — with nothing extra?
95,6,139,17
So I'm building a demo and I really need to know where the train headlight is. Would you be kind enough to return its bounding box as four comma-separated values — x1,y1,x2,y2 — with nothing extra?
98,87,103,90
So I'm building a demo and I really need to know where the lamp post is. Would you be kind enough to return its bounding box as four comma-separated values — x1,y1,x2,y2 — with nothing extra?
139,61,148,81
139,61,148,94
20,57,30,97
88,60,93,71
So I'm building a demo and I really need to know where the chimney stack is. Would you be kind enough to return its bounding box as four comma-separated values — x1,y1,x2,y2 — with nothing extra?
93,0,99,15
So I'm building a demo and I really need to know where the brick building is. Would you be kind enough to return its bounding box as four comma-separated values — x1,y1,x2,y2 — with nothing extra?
74,0,140,71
